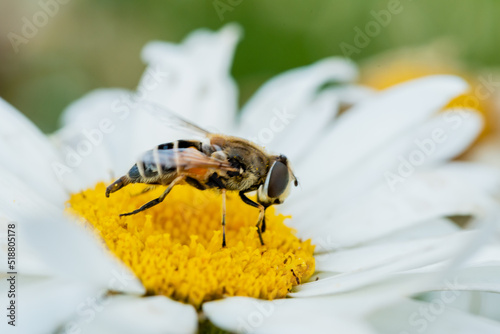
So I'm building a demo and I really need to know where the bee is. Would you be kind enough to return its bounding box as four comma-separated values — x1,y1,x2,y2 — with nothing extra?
105,105,298,247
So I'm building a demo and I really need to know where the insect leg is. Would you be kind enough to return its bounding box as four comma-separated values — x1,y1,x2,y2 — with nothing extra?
221,189,227,248
239,192,265,246
207,174,228,247
120,176,185,217
260,204,270,233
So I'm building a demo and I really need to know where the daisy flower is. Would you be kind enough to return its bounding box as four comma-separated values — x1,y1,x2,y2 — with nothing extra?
2,25,500,334
359,42,500,169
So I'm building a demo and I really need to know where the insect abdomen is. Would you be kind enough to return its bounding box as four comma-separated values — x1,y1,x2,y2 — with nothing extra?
128,152,175,183
128,160,164,179
128,140,203,183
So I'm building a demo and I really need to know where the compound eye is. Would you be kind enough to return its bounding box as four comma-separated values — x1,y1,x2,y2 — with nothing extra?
267,161,290,198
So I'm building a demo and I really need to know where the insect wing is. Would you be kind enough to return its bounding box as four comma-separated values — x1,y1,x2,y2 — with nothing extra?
139,101,212,138
140,147,235,174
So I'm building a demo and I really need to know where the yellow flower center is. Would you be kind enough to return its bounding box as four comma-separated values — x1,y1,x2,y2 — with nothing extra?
68,182,315,308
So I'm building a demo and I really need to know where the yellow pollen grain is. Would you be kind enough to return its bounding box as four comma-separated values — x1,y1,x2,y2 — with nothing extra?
68,183,315,308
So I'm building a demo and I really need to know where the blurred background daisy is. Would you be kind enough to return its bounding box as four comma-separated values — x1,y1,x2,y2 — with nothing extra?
1,1,500,333
1,0,499,136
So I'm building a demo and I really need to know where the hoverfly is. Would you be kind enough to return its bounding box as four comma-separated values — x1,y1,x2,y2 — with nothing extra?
105,104,298,247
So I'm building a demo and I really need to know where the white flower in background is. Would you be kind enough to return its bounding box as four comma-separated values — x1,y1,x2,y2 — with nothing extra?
1,25,500,334
358,42,500,172
464,94,500,169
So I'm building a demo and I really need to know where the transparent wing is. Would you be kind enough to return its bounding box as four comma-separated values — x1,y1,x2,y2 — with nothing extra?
140,147,235,173
139,101,212,138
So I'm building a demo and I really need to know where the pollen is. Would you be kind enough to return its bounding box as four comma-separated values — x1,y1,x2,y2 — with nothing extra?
68,183,315,308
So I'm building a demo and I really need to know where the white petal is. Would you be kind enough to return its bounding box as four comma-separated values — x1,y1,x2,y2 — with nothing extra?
205,273,467,334
61,88,130,127
464,133,500,169
0,217,52,276
402,262,500,293
420,291,500,322
203,297,376,334
0,166,66,275
54,89,137,191
314,232,470,273
13,209,144,295
409,109,483,166
474,292,500,321
0,277,100,334
330,84,376,108
291,231,477,298
464,244,500,267
284,110,483,225
0,165,63,217
284,86,477,222
366,218,460,245
0,98,68,204
55,89,186,191
238,58,357,143
140,24,241,132
367,298,500,334
398,263,500,294
78,295,197,334
274,85,375,160
296,75,469,191
291,165,498,249
269,88,340,159
436,162,500,196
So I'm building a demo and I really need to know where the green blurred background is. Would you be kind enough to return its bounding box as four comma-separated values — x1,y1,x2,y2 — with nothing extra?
0,0,499,133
